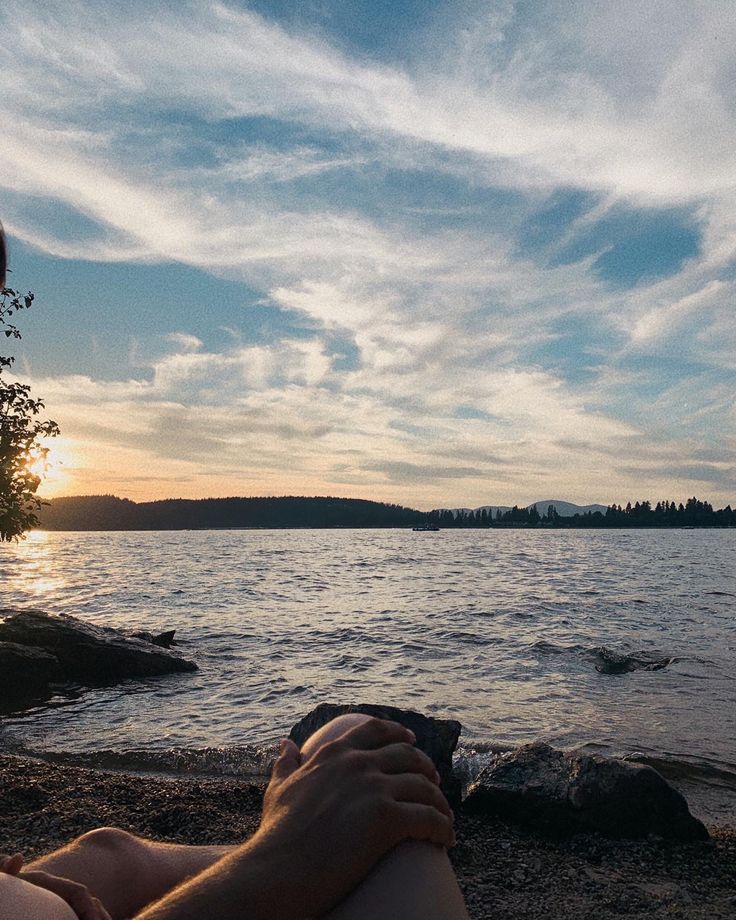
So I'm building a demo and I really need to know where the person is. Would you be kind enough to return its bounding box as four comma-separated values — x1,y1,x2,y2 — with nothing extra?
1,714,469,919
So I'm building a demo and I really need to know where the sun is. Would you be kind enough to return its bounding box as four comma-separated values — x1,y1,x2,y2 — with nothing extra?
25,438,76,497
25,447,53,480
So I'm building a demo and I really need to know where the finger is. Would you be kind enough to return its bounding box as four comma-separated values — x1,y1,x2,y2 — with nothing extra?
0,853,23,875
270,738,300,781
384,773,454,820
394,802,456,848
67,885,102,920
370,742,440,783
334,717,416,752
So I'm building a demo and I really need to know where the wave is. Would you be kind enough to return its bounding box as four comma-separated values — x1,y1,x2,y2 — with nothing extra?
5,737,733,796
0,741,278,780
623,752,736,789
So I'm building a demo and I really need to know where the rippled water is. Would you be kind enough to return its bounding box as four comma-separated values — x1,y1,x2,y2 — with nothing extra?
1,528,735,819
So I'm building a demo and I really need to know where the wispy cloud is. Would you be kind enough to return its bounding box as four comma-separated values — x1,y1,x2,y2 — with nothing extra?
1,0,734,505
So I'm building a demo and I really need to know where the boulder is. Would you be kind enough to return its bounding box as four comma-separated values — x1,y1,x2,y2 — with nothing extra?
463,741,708,841
0,641,62,699
0,609,197,687
289,702,462,804
592,647,674,674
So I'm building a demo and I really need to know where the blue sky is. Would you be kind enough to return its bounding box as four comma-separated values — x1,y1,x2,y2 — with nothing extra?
1,0,734,507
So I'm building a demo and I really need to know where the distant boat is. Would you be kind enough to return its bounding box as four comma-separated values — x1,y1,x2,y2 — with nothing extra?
412,523,440,531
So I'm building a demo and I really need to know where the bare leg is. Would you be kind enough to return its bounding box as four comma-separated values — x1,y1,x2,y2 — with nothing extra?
0,873,77,920
27,829,231,920
301,715,469,920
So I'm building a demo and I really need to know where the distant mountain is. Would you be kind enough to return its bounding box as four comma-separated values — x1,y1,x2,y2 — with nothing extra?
528,500,608,517
445,500,608,518
472,505,510,517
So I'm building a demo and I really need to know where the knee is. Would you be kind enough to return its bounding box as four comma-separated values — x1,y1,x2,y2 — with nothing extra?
75,827,157,887
75,827,140,857
300,712,373,760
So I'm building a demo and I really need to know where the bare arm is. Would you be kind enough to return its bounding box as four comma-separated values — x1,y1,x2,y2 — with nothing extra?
136,718,454,920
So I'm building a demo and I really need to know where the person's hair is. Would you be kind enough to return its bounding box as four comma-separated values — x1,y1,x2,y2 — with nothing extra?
0,223,6,290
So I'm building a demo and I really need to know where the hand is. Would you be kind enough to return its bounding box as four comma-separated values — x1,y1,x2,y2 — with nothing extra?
246,717,455,919
17,869,112,920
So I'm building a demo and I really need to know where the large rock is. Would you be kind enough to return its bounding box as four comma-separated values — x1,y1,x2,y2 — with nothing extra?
592,647,674,674
463,741,708,841
289,702,462,804
0,609,197,688
0,641,62,700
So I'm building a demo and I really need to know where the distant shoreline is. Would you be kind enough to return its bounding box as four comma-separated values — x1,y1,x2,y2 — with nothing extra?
35,494,736,532
31,524,736,532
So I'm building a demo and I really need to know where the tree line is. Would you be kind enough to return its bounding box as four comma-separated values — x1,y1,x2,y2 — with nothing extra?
427,497,735,528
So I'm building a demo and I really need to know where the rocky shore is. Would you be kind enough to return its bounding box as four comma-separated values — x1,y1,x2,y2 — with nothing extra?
0,610,196,707
1,753,734,919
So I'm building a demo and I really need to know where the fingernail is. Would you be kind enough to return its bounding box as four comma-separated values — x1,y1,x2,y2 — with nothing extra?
433,769,441,784
406,729,416,743
278,739,288,754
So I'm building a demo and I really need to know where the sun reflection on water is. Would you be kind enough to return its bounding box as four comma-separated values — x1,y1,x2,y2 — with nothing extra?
4,533,68,599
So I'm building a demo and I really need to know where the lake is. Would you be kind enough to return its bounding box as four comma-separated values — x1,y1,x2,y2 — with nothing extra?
1,528,735,821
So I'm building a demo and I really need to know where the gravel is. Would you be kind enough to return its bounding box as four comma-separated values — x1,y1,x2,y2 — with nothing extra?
1,755,734,919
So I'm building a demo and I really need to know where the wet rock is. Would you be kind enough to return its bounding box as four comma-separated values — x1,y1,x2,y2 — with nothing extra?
592,647,674,674
463,741,708,841
129,629,177,648
0,609,197,688
0,641,62,699
289,702,462,804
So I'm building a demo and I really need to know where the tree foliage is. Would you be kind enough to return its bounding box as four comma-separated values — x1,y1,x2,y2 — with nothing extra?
427,498,735,528
1,284,60,540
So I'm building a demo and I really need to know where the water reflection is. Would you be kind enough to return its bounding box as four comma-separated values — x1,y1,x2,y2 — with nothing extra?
1,534,67,597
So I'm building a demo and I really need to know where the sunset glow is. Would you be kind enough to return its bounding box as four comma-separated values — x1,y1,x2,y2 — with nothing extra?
31,438,76,499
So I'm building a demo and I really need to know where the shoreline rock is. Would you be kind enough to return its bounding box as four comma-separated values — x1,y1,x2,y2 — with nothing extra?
0,609,197,704
592,647,676,674
464,741,709,841
289,702,462,804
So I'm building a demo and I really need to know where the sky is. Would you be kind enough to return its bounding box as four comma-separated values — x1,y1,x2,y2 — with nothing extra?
1,0,734,509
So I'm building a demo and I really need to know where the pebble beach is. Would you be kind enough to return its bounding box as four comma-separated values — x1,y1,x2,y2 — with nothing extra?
2,754,735,919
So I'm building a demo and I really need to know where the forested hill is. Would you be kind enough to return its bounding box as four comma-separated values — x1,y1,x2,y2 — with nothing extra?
37,495,426,530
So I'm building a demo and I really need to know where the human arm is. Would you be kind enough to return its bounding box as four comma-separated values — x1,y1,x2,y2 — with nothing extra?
135,718,454,920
